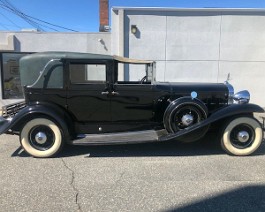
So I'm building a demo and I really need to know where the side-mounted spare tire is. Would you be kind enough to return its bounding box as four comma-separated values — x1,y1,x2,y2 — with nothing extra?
163,97,209,142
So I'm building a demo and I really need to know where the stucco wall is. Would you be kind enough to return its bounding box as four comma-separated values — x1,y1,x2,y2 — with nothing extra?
112,8,265,106
0,31,111,53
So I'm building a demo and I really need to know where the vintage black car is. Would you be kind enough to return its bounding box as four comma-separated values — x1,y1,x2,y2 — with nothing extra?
0,52,264,157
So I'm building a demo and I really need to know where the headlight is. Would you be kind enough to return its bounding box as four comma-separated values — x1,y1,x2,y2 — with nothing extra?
233,90,250,104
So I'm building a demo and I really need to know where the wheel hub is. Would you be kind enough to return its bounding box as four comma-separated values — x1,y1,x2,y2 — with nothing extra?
237,131,250,143
181,114,194,126
35,132,47,144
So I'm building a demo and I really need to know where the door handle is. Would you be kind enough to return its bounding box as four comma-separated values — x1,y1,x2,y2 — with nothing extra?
101,91,109,95
111,91,119,95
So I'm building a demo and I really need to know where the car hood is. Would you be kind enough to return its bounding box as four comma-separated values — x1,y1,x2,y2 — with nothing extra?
155,82,228,94
154,82,229,99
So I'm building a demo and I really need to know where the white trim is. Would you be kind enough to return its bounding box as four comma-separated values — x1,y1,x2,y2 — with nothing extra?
112,7,265,13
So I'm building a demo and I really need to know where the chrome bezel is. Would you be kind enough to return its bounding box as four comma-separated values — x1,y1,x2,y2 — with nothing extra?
233,90,250,104
224,81,234,105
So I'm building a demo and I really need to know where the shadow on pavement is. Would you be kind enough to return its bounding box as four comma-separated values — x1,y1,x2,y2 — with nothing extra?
165,185,265,212
11,132,265,158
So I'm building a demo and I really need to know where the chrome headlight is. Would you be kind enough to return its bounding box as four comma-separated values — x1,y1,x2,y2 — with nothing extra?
233,90,250,104
224,81,234,105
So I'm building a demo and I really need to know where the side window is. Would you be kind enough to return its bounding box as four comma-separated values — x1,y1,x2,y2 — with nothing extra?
44,65,63,89
70,63,106,84
116,63,151,84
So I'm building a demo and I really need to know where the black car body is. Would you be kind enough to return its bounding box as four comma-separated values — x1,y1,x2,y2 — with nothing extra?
0,52,264,157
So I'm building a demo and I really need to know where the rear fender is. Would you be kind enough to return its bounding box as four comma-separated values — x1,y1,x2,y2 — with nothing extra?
160,103,264,141
0,103,74,141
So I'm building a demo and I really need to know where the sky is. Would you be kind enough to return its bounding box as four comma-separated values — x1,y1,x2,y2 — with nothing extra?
0,0,265,32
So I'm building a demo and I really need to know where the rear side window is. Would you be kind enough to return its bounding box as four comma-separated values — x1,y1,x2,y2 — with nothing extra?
45,65,63,89
69,63,106,84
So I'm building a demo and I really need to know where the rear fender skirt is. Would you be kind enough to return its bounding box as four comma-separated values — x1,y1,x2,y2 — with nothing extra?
160,103,264,141
0,103,72,141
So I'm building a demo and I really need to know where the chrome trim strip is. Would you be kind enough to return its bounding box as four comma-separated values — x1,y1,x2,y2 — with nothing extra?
224,81,234,104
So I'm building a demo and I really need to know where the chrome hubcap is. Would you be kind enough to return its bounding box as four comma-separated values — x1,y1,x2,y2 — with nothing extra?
181,114,194,126
35,132,47,144
237,131,250,143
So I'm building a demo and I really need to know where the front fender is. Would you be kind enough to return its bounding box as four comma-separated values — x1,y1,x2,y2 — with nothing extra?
159,103,264,141
0,116,11,134
0,103,73,140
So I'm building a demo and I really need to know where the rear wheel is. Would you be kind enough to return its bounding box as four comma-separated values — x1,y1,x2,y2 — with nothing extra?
20,118,64,158
221,117,263,156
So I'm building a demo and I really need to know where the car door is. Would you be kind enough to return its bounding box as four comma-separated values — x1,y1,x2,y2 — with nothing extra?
111,83,155,123
66,59,111,123
110,62,156,127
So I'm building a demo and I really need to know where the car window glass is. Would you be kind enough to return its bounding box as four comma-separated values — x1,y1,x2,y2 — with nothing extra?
70,63,106,84
45,65,63,89
116,63,150,84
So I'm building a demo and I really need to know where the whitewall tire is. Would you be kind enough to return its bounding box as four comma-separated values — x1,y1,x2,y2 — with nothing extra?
20,118,64,158
221,117,263,156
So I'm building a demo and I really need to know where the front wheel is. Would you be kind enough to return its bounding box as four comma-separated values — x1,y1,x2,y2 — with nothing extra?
20,118,64,158
221,117,263,156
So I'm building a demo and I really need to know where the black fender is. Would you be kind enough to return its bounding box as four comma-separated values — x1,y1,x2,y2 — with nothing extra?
0,102,74,142
159,103,264,141
163,97,208,133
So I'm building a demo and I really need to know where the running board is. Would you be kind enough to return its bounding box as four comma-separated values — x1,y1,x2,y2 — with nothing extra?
71,129,168,145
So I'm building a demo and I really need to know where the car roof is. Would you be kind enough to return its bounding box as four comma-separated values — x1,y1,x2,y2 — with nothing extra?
21,51,114,61
20,51,154,63
19,52,154,87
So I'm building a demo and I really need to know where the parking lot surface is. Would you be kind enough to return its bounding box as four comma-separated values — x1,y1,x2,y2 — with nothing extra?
0,132,265,212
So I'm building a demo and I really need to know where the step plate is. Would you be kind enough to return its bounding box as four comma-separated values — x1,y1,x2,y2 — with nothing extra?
71,129,168,145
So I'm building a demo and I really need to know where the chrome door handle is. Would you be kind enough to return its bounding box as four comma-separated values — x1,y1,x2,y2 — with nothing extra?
101,91,109,95
111,91,119,95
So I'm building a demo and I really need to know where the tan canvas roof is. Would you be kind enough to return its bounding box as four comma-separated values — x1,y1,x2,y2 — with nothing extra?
113,55,154,64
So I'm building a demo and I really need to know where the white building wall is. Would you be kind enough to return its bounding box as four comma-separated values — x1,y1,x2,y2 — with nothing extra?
0,31,111,54
112,8,265,106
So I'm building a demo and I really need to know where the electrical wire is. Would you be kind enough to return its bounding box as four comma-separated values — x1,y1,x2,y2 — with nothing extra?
0,0,78,32
0,0,44,31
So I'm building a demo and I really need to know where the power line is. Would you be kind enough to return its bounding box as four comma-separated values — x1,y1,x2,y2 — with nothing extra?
0,1,78,32
0,0,44,31
24,14,78,32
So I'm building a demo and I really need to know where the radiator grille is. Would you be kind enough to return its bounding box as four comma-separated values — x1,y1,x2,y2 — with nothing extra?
2,101,26,118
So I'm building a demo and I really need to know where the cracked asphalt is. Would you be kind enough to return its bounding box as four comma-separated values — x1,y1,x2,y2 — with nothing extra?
0,132,265,212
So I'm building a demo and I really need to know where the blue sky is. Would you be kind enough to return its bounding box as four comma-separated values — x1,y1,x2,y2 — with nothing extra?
0,0,265,32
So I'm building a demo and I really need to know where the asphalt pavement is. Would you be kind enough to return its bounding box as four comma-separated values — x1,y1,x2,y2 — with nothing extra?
0,132,265,212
